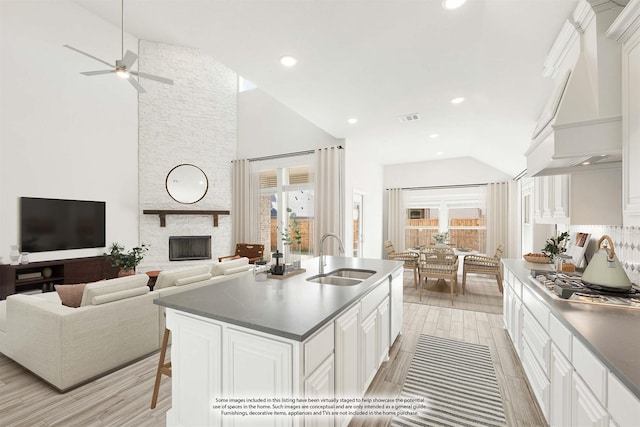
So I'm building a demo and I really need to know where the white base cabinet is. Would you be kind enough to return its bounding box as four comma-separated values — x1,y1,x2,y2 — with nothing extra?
503,263,640,427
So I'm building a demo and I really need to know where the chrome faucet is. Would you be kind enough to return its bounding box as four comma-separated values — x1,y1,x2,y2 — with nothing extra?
319,232,345,274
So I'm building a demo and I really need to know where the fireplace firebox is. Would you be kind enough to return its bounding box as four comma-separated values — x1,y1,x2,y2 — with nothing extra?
169,236,212,261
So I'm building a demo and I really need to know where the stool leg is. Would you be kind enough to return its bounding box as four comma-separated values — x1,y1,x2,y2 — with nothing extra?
151,327,171,409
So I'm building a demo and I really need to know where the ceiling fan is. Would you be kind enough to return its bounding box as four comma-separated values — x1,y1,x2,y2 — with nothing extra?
63,0,173,93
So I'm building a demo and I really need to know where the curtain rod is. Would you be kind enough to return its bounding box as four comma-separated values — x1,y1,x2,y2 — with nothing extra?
387,183,489,191
245,145,343,163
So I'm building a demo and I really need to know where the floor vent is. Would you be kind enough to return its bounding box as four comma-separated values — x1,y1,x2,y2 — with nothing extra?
399,113,420,122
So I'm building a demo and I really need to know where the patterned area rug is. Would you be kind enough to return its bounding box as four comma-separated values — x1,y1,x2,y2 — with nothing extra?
392,334,507,427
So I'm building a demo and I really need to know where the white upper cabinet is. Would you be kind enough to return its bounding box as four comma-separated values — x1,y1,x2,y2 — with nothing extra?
607,0,640,226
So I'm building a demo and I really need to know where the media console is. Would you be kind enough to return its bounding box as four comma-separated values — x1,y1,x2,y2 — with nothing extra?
0,256,119,300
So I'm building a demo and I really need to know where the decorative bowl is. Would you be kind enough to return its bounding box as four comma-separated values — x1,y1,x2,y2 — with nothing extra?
524,253,551,264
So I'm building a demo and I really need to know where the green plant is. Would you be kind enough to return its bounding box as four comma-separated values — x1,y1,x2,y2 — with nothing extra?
106,242,149,272
542,232,570,259
432,231,450,244
281,208,302,248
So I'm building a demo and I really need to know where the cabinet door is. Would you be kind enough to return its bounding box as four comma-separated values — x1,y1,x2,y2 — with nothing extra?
224,329,293,427
572,373,608,427
335,304,360,427
622,24,640,226
168,311,222,427
377,296,390,366
335,304,360,396
361,310,377,393
390,272,403,344
304,355,334,427
550,344,573,427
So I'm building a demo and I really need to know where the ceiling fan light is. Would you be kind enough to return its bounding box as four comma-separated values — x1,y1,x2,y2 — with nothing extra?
442,0,467,10
116,68,129,79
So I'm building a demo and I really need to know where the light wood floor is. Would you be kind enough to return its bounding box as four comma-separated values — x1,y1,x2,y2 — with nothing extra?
0,273,545,427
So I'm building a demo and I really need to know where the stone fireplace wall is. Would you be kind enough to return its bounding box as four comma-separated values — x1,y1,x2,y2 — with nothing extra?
138,40,237,271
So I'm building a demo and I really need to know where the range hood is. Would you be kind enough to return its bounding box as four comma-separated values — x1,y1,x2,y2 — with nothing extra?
526,0,627,177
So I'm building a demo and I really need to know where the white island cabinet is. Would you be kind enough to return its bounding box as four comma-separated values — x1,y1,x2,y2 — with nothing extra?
157,257,404,427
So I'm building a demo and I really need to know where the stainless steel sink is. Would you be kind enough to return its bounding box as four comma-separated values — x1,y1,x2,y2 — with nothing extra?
328,269,376,280
306,275,362,286
306,268,377,286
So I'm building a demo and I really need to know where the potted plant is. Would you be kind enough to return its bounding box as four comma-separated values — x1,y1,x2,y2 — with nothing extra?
432,231,450,246
281,208,303,269
107,242,149,276
542,231,570,260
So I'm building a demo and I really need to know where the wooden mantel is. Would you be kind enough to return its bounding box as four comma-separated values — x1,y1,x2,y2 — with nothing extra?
143,210,230,227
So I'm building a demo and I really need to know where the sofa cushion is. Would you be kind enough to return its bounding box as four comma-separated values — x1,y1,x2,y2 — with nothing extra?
175,273,212,287
54,283,86,308
92,286,149,305
223,265,253,275
80,274,149,307
154,265,211,290
211,257,250,277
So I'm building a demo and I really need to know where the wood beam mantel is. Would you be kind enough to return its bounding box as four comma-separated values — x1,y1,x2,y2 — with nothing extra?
143,210,230,227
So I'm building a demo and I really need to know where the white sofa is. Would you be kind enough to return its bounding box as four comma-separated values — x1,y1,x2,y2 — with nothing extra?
0,257,253,391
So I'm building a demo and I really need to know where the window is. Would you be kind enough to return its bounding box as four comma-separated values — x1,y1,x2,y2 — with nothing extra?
403,187,486,251
253,156,314,261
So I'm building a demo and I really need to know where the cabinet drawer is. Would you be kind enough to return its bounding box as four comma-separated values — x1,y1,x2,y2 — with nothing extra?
522,309,550,376
608,373,640,427
522,337,550,421
573,337,607,405
360,280,388,318
549,314,572,359
523,286,549,331
304,321,334,377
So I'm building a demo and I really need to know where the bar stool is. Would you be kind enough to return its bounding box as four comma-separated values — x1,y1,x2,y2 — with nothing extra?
150,317,172,409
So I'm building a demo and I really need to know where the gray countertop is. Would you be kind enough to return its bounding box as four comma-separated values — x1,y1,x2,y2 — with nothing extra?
502,259,640,399
154,256,404,342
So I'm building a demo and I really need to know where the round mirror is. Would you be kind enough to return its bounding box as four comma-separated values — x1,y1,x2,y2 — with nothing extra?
166,164,209,204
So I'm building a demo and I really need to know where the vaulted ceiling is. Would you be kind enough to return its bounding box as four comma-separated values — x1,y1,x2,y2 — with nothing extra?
75,0,579,176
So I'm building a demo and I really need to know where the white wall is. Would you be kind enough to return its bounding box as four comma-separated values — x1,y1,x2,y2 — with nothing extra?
138,41,237,271
0,1,139,262
384,157,512,189
237,88,342,159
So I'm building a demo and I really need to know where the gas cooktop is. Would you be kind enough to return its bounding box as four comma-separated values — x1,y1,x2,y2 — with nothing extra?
529,270,640,310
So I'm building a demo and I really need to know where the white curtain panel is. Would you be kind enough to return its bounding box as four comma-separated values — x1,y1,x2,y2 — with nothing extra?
487,181,510,257
314,146,345,256
231,159,252,244
387,188,405,251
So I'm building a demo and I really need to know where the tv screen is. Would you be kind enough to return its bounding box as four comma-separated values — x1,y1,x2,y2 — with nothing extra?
20,197,106,253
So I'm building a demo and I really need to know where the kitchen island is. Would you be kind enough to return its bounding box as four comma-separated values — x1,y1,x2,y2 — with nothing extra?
154,256,404,427
502,259,640,427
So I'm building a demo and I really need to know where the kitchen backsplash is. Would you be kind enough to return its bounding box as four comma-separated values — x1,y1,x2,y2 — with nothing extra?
566,225,640,285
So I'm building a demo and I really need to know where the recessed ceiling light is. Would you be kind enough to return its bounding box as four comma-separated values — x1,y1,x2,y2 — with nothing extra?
436,151,444,156
451,97,465,104
442,0,467,10
347,118,358,124
280,56,297,67
429,134,439,139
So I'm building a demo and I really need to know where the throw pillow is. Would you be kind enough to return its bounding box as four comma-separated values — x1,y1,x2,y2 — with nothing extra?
54,283,86,308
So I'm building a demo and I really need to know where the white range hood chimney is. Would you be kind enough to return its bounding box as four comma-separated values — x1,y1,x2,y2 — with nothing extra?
526,0,629,177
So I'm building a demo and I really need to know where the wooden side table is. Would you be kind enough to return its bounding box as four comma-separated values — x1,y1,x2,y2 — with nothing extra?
145,270,161,290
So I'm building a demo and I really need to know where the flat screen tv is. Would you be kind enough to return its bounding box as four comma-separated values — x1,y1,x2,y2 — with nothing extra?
20,197,106,253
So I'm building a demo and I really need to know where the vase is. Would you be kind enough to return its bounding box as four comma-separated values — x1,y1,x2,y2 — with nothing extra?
118,268,135,277
9,245,20,265
20,252,29,264
291,246,301,270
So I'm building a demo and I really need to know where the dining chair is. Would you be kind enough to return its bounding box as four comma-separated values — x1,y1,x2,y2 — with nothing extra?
418,246,459,304
218,243,265,264
384,240,419,289
462,244,504,294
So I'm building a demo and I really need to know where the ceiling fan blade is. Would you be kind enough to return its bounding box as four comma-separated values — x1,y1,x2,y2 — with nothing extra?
81,70,116,76
63,44,114,68
127,77,147,94
130,71,174,85
121,50,138,69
